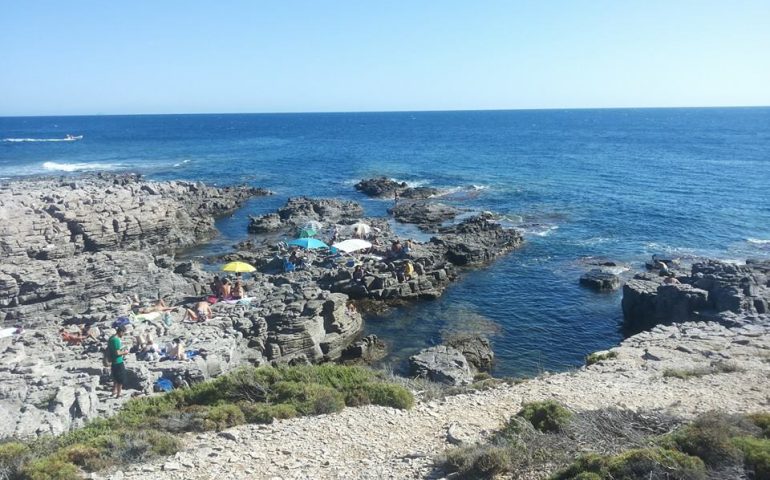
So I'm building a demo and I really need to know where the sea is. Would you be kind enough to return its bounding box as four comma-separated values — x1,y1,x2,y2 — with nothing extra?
2,108,769,377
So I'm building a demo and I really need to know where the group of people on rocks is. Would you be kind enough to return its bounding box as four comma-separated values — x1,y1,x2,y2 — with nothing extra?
209,275,246,301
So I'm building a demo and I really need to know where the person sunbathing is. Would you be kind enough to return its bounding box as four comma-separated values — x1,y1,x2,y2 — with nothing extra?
183,301,213,323
129,295,174,314
60,323,98,345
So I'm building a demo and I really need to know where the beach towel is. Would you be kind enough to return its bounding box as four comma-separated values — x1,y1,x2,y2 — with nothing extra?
131,311,162,322
0,327,17,339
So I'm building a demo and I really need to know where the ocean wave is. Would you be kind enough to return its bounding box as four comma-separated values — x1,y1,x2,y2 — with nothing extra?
747,238,770,245
42,161,122,172
3,137,80,143
173,159,191,167
519,224,559,237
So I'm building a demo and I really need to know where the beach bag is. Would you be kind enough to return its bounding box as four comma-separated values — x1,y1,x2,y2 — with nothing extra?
153,378,174,393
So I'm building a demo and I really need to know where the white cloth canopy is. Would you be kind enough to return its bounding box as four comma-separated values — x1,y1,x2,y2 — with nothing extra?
332,238,373,253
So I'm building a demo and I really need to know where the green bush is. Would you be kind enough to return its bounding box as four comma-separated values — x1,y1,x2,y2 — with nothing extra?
733,436,770,480
443,444,514,479
552,453,609,479
670,412,760,467
554,448,706,480
7,364,413,477
272,381,346,415
0,441,30,478
517,400,573,433
238,402,298,424
206,403,247,430
749,413,770,438
21,457,80,480
357,383,414,410
585,351,618,366
59,443,106,470
607,448,706,480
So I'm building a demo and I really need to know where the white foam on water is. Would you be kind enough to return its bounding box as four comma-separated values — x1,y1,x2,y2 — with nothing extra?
747,238,770,245
173,159,191,167
42,161,121,172
520,224,559,237
4,137,78,143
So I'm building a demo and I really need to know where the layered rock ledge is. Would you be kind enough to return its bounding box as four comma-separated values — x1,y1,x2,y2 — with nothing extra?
622,258,770,330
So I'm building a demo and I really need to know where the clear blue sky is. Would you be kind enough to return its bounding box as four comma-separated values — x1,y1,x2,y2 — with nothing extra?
1,0,769,116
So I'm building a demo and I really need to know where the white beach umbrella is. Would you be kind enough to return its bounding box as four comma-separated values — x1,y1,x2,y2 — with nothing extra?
332,239,372,253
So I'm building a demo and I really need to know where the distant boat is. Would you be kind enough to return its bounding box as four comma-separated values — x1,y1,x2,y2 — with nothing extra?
64,134,83,141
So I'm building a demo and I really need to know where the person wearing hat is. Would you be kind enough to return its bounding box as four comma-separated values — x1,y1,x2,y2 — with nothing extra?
108,325,129,398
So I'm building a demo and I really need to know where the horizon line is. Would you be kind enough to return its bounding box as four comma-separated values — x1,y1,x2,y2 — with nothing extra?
1,104,769,119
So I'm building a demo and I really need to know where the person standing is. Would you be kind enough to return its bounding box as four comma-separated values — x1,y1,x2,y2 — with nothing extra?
108,325,129,398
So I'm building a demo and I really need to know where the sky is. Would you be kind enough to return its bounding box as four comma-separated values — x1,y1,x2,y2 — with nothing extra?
1,0,769,116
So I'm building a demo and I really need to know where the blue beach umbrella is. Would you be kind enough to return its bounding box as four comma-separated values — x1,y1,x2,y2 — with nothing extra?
287,238,329,249
297,227,317,238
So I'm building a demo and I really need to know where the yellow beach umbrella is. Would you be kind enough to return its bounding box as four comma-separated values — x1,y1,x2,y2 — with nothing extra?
221,261,256,273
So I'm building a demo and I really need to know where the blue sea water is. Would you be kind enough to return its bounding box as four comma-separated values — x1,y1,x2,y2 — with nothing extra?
2,108,769,377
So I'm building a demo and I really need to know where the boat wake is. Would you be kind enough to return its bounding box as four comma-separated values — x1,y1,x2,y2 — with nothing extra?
3,135,83,143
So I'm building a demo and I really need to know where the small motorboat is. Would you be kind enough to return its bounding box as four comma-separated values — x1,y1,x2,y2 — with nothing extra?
64,134,83,141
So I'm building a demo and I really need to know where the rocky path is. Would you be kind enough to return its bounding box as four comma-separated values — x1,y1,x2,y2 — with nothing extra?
111,321,770,480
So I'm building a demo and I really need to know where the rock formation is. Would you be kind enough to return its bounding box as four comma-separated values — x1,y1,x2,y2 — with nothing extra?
622,257,770,330
354,177,440,199
0,174,268,325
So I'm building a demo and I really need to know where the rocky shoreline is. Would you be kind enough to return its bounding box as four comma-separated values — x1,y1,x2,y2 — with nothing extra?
0,175,524,439
1,173,768,479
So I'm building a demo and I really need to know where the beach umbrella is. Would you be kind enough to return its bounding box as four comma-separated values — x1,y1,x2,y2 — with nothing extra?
287,238,329,249
301,220,324,231
349,222,372,237
222,261,256,273
297,227,317,238
332,239,372,253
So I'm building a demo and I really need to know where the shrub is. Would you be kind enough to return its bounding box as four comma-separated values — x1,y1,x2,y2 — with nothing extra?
663,361,744,380
585,351,618,366
206,404,246,430
238,402,298,424
358,383,414,410
21,457,80,480
442,444,513,479
554,448,706,480
663,367,712,380
732,436,770,480
607,448,706,480
552,453,608,479
517,401,573,433
670,412,760,467
59,443,106,470
272,381,346,415
0,441,30,478
749,413,770,438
